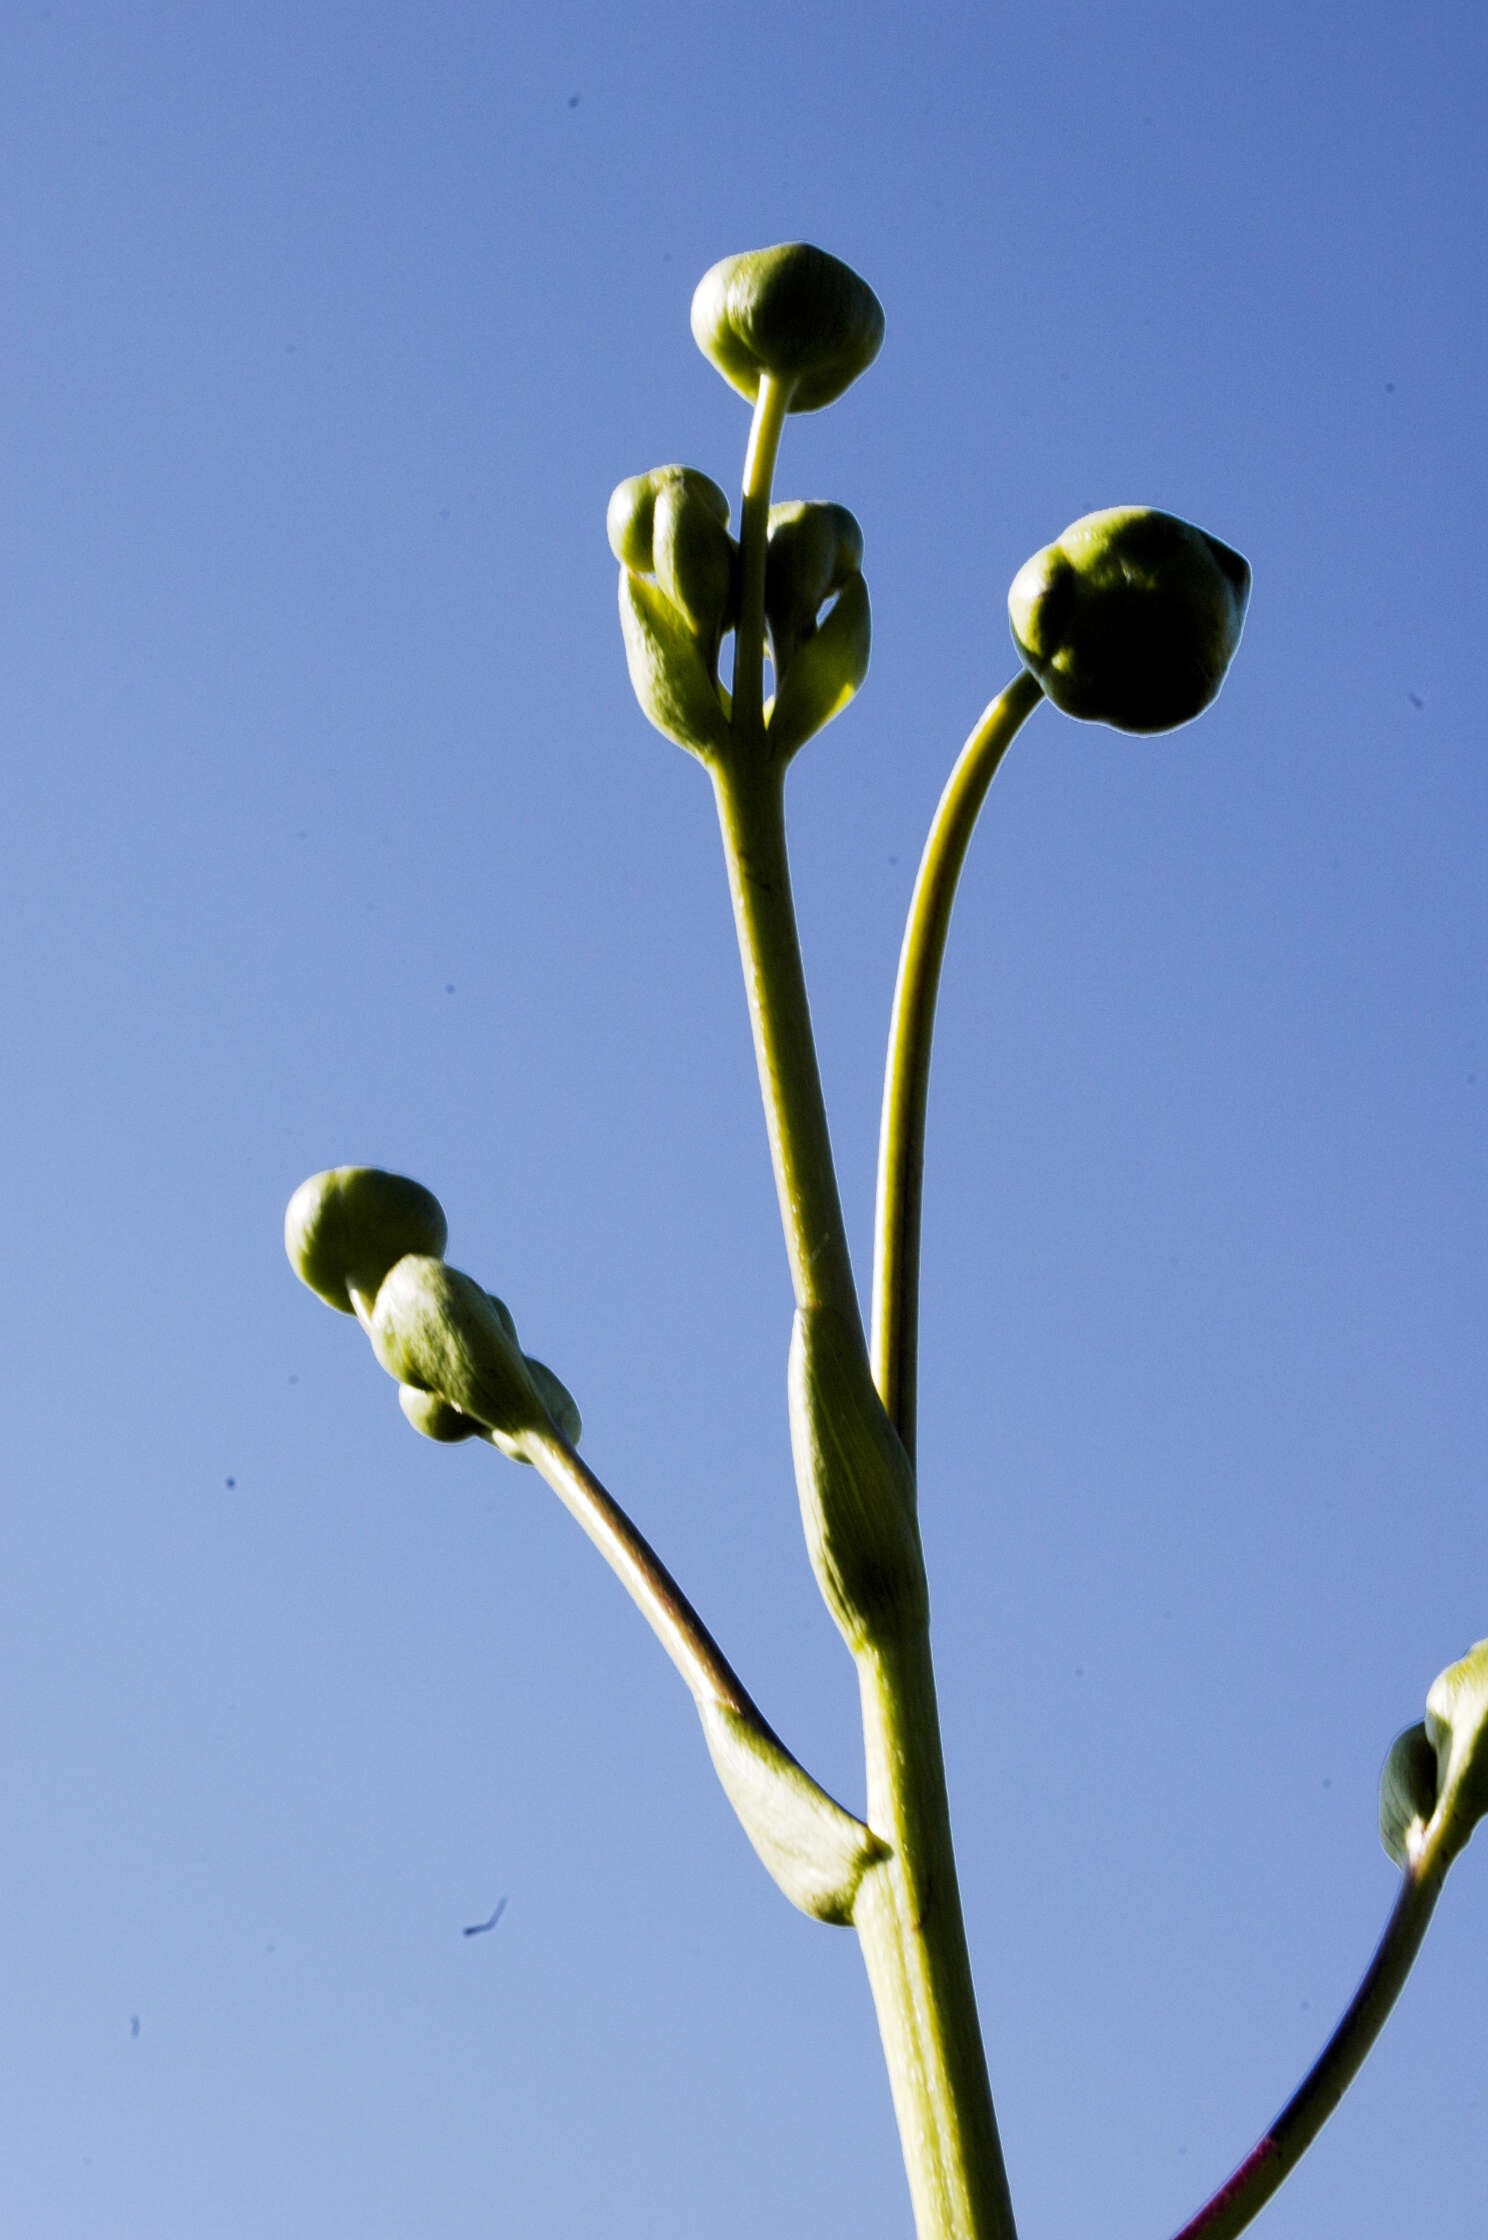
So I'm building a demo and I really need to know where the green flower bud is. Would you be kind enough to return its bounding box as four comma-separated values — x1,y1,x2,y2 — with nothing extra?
1008,507,1250,733
285,1168,447,1318
523,1355,582,1448
369,1255,543,1445
764,500,864,680
617,569,733,760
1424,1637,1488,1867
606,466,731,576
690,244,885,414
1379,1722,1438,1868
398,1385,485,1442
654,483,737,650
767,572,871,762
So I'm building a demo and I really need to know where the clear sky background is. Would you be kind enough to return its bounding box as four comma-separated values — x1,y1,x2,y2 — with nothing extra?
4,4,1485,2236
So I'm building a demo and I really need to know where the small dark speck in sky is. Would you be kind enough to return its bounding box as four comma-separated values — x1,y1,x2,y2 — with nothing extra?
130,2015,140,2039
1408,692,1424,709
225,1476,236,1488
567,93,579,108
464,1896,508,1937
1385,381,1396,392
445,982,455,994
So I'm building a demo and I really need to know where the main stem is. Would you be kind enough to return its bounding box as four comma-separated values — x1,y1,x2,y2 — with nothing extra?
854,1634,1019,2240
711,757,859,1317
711,395,1016,2229
715,751,1018,2239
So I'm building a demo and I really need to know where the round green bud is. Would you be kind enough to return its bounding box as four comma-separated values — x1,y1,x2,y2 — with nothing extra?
1379,1722,1438,1868
369,1255,542,1443
764,501,864,680
1424,1636,1488,1866
1008,507,1251,733
398,1385,485,1442
285,1168,447,1317
690,245,885,414
606,466,730,575
523,1355,582,1448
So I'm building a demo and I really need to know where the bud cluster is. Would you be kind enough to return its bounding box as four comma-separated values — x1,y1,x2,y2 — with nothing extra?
285,1168,580,1462
610,244,882,766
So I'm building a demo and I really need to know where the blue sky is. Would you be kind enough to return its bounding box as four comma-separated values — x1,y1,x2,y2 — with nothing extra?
4,3,1486,2235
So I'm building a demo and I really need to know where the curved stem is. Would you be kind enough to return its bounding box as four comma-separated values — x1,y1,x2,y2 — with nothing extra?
523,1423,761,1722
1168,1846,1448,2240
870,670,1043,1458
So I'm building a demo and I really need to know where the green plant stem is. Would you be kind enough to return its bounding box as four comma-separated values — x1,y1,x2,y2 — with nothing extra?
730,372,793,740
710,731,861,1320
1168,1845,1448,2240
712,391,1018,2237
523,1422,758,1720
710,749,1017,2237
871,670,1042,1459
853,1632,1020,2240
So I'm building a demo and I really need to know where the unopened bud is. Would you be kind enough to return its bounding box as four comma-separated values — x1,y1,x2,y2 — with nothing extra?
285,1168,447,1318
1008,507,1250,733
764,500,864,679
691,244,884,414
369,1256,543,1445
1424,1637,1488,1867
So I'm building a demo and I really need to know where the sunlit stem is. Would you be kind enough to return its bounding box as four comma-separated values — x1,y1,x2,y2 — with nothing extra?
853,1633,1020,2240
711,755,860,1318
730,372,793,742
871,670,1043,1458
1168,1836,1450,2240
522,1422,762,1723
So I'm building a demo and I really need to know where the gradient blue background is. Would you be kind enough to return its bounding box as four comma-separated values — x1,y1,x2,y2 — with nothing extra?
4,4,1485,2234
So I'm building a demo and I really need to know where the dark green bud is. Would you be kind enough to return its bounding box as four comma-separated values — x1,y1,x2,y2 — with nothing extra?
1008,507,1250,733
523,1355,582,1449
369,1255,543,1445
690,244,884,414
1378,1641,1488,1872
1379,1722,1439,1868
767,573,871,762
398,1385,485,1442
787,1306,925,1650
285,1168,447,1318
764,500,864,680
